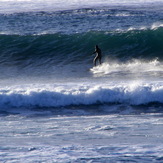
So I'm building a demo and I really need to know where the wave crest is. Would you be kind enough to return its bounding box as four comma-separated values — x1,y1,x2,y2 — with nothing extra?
0,82,163,108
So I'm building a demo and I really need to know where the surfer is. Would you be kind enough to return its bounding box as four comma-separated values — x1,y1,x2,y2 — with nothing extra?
92,45,102,66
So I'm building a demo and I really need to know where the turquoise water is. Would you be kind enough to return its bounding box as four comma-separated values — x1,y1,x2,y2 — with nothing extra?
0,0,163,162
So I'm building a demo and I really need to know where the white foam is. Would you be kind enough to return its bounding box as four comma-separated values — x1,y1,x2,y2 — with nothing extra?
115,22,163,33
0,81,162,108
151,22,163,30
91,59,163,76
0,113,163,162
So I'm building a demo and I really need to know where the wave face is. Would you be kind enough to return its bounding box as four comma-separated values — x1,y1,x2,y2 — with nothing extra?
0,1,163,72
0,2,162,112
0,28,163,69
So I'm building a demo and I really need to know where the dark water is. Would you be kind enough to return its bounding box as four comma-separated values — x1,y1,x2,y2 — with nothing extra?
0,28,163,76
0,5,163,74
0,3,163,110
0,1,163,163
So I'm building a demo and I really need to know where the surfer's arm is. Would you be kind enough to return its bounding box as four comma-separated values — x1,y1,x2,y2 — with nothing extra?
92,50,97,54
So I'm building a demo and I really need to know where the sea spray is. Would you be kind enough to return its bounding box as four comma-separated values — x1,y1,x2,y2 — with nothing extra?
0,82,162,108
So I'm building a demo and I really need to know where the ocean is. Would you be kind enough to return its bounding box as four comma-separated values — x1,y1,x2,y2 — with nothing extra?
0,0,163,162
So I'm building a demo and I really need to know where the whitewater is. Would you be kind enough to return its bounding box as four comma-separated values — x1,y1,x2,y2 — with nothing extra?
0,0,163,162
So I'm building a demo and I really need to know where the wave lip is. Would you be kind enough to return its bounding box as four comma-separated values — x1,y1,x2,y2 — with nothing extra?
0,83,163,108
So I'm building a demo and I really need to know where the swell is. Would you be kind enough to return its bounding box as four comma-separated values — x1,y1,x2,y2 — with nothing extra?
0,27,163,68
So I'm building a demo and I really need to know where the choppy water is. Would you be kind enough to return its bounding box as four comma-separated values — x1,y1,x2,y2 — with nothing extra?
0,0,163,162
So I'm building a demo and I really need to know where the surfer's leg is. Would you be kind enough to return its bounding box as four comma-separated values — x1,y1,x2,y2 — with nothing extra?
94,57,98,66
99,57,102,65
93,58,96,66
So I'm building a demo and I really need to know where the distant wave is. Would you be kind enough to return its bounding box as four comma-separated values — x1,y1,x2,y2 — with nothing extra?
1,0,163,14
0,82,162,109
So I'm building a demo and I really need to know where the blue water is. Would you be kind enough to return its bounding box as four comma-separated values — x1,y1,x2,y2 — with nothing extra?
0,0,163,162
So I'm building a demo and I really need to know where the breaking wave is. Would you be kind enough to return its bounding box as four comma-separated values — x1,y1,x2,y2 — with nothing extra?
0,82,162,108
0,27,163,68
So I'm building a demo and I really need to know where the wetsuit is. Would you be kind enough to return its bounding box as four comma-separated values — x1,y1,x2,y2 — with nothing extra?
93,45,102,66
